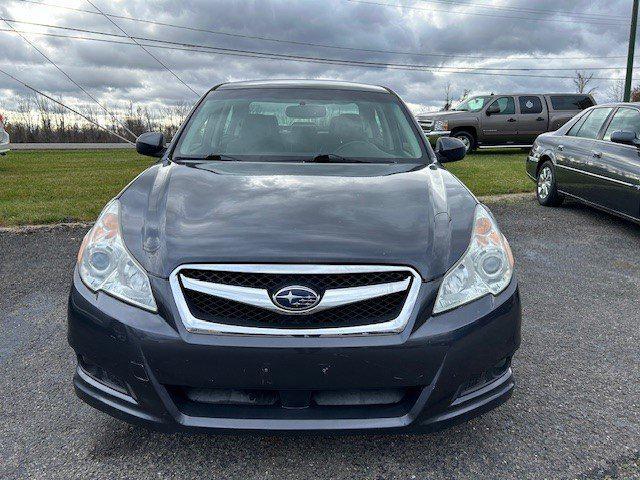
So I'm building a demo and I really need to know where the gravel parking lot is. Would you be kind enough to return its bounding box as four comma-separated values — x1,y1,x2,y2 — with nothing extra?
1,196,638,480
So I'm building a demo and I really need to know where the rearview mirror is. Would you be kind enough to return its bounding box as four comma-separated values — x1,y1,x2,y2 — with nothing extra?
610,130,640,147
486,104,501,116
136,132,166,158
285,104,327,119
435,136,466,163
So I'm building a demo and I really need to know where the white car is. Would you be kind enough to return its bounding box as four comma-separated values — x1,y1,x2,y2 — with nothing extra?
0,114,9,154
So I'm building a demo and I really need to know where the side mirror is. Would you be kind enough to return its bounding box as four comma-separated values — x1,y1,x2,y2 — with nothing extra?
435,136,466,163
486,104,501,116
136,132,166,158
610,130,640,147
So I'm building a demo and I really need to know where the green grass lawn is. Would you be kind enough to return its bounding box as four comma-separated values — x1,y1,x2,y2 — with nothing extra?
0,149,534,226
446,149,534,196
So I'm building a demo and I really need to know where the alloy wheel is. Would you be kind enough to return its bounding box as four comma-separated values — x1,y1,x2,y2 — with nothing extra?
457,135,471,152
537,166,552,199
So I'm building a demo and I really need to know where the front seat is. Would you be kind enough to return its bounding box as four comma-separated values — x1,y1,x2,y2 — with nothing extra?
324,113,367,151
226,114,283,154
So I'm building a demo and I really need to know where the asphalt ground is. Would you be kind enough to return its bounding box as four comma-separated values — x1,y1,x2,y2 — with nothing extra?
0,196,638,479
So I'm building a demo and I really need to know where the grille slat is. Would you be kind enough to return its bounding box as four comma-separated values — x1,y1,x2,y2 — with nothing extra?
179,269,412,330
180,269,408,293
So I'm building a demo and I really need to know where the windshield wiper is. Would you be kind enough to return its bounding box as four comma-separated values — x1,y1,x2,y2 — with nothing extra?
172,153,243,163
310,154,368,163
203,153,243,161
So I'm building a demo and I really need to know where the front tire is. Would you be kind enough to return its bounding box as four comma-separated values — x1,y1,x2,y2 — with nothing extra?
536,161,564,207
452,131,476,153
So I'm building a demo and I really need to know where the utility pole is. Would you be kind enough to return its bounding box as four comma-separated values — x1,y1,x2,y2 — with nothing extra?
624,0,639,101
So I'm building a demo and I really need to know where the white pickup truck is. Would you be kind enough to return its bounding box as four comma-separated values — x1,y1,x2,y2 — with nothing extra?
0,114,9,155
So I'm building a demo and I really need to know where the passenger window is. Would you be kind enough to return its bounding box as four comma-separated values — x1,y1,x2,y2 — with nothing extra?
550,95,594,111
569,108,613,139
566,111,590,136
518,96,543,114
488,97,515,115
603,108,640,141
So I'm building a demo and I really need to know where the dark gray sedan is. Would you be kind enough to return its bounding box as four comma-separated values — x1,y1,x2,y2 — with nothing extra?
527,103,640,223
68,80,521,433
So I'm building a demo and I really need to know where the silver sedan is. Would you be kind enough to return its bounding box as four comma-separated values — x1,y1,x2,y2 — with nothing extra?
0,115,9,154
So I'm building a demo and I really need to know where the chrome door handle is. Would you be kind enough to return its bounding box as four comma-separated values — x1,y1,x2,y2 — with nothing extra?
507,118,516,122
592,151,602,158
536,117,545,121
557,145,564,151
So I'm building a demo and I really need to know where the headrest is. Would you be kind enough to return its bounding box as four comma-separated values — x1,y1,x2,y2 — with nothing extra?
329,114,365,141
241,114,278,138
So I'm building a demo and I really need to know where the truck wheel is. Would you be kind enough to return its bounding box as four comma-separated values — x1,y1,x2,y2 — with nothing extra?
536,161,564,207
452,131,475,153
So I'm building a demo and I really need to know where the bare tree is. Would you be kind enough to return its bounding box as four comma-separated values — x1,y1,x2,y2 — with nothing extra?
606,78,625,102
442,82,452,111
16,97,34,132
573,70,597,94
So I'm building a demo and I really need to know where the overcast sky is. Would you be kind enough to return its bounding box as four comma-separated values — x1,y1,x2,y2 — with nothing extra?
0,0,636,117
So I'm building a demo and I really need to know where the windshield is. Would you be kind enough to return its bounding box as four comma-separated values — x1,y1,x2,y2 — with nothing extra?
452,96,492,112
173,88,426,163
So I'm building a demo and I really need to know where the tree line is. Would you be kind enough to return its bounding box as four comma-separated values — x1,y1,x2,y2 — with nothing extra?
3,97,191,143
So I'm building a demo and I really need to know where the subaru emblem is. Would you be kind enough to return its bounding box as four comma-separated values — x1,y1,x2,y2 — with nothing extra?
272,286,320,312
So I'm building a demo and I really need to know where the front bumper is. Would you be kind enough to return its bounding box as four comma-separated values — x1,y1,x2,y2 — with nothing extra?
68,269,521,433
526,155,538,181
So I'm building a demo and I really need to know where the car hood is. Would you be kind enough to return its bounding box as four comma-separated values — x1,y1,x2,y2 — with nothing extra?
418,111,472,120
119,162,477,280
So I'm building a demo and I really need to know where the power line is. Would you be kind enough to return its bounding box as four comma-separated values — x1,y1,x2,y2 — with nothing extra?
345,0,630,27
0,15,137,140
84,0,199,97
0,27,628,82
412,0,628,21
0,20,635,74
13,0,635,61
0,66,134,144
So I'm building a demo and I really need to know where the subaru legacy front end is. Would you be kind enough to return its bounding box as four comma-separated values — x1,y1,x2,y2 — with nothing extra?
68,80,521,433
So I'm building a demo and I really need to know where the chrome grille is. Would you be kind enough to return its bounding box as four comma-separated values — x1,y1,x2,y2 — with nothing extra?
170,264,422,336
417,118,434,131
185,289,407,329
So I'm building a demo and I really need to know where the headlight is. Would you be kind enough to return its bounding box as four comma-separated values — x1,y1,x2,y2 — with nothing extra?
434,120,449,131
77,200,157,311
529,141,541,158
433,204,514,314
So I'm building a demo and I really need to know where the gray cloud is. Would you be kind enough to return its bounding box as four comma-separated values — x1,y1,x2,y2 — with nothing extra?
0,0,634,117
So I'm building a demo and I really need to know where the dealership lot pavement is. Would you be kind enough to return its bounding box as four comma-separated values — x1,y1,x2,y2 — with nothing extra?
1,196,638,480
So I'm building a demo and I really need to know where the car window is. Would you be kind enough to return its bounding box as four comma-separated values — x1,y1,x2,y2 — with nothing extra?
451,96,492,112
566,111,590,136
568,108,613,139
518,96,543,114
550,95,594,111
174,88,426,162
488,97,515,115
603,108,640,141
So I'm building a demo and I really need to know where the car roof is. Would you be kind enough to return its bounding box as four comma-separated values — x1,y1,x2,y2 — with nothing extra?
588,102,640,108
468,93,594,97
215,79,389,93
